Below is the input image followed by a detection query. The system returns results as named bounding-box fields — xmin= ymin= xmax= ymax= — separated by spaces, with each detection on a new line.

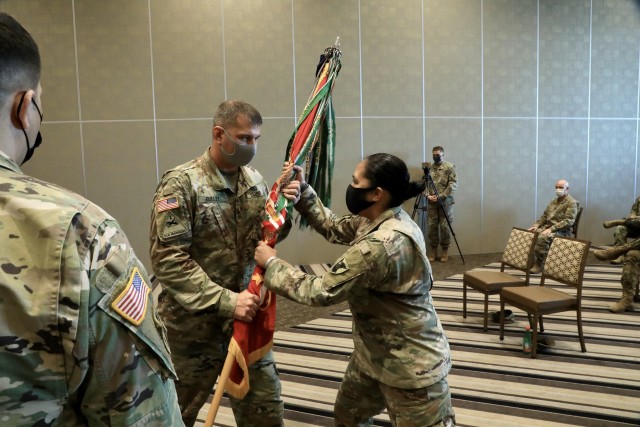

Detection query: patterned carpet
xmin=197 ymin=263 xmax=640 ymax=426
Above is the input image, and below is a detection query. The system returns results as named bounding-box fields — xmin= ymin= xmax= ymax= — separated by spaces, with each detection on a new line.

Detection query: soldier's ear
xmin=371 ymin=187 xmax=384 ymax=202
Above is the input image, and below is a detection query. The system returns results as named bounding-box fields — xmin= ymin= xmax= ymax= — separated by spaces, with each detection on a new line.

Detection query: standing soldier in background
xmin=427 ymin=146 xmax=457 ymax=263
xmin=0 ymin=13 xmax=182 ymax=425
xmin=602 ymin=195 xmax=640 ymax=264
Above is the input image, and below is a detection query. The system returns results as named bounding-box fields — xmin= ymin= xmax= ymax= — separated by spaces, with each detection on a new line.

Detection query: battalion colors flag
xmin=224 ymin=43 xmax=342 ymax=400
xmin=225 ymin=177 xmax=288 ymax=398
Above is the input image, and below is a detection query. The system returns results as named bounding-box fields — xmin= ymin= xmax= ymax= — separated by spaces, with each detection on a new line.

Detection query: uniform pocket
xmin=95 ymin=248 xmax=177 ymax=380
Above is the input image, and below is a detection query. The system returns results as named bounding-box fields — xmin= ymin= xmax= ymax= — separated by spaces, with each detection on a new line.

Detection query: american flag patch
xmin=111 ymin=268 xmax=150 ymax=325
xmin=157 ymin=196 xmax=179 ymax=212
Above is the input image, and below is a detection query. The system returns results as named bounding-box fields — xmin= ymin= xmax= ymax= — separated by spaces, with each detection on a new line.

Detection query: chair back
xmin=501 ymin=227 xmax=538 ymax=272
xmin=572 ymin=206 xmax=583 ymax=238
xmin=541 ymin=236 xmax=590 ymax=290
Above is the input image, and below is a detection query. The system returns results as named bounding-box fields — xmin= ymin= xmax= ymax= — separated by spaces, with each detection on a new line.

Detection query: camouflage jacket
xmin=534 ymin=194 xmax=579 ymax=234
xmin=264 ymin=187 xmax=451 ymax=389
xmin=0 ymin=152 xmax=182 ymax=426
xmin=427 ymin=161 xmax=456 ymax=203
xmin=149 ymin=150 xmax=290 ymax=322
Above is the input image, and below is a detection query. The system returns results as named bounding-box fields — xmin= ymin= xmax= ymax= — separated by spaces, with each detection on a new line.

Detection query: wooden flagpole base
xmin=203 ymin=351 xmax=235 ymax=427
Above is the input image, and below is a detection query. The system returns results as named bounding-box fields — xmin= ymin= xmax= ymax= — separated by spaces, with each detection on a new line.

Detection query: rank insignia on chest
xmin=157 ymin=196 xmax=179 ymax=212
xmin=111 ymin=267 xmax=150 ymax=325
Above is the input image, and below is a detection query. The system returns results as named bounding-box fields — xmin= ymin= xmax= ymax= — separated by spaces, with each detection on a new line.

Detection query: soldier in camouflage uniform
xmin=602 ymin=196 xmax=640 ymax=264
xmin=594 ymin=239 xmax=640 ymax=312
xmin=255 ymin=153 xmax=456 ymax=427
xmin=0 ymin=13 xmax=183 ymax=425
xmin=426 ymin=146 xmax=457 ymax=263
xmin=149 ymin=100 xmax=293 ymax=426
xmin=528 ymin=179 xmax=579 ymax=274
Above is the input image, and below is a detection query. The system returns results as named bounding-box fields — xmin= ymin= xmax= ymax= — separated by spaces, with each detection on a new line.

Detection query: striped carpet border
xmin=197 ymin=263 xmax=640 ymax=426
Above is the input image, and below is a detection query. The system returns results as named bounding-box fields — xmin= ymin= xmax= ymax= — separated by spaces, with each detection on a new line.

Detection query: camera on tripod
xmin=421 ymin=161 xmax=432 ymax=177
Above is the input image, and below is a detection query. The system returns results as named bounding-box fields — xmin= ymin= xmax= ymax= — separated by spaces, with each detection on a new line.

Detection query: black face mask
xmin=17 ymin=93 xmax=43 ymax=165
xmin=433 ymin=154 xmax=443 ymax=164
xmin=345 ymin=184 xmax=375 ymax=215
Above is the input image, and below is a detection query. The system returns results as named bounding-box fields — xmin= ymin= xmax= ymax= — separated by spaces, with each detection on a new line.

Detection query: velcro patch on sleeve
xmin=156 ymin=196 xmax=179 ymax=212
xmin=111 ymin=267 xmax=150 ymax=325
xmin=330 ymin=257 xmax=349 ymax=275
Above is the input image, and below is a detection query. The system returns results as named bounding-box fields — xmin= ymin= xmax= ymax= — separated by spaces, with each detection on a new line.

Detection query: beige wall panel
xmin=293 ymin=0 xmax=361 ymax=118
xmin=360 ymin=0 xmax=423 ymax=117
xmin=156 ymin=119 xmax=214 ymax=180
xmin=425 ymin=0 xmax=482 ymax=118
xmin=222 ymin=0 xmax=294 ymax=118
xmin=483 ymin=119 xmax=537 ymax=252
xmin=22 ymin=122 xmax=85 ymax=196
xmin=75 ymin=0 xmax=153 ymax=121
xmin=82 ymin=121 xmax=157 ymax=269
xmin=150 ymin=0 xmax=226 ymax=119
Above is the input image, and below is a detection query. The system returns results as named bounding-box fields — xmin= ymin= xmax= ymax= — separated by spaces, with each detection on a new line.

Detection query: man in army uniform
xmin=528 ymin=179 xmax=579 ymax=274
xmin=255 ymin=154 xmax=455 ymax=427
xmin=426 ymin=146 xmax=457 ymax=263
xmin=602 ymin=196 xmax=640 ymax=264
xmin=0 ymin=13 xmax=183 ymax=425
xmin=594 ymin=238 xmax=640 ymax=313
xmin=149 ymin=100 xmax=294 ymax=426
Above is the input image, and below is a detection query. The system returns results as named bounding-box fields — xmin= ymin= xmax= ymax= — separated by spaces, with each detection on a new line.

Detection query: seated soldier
xmin=528 ymin=179 xmax=579 ymax=274
xmin=602 ymin=196 xmax=640 ymax=264
xmin=594 ymin=242 xmax=639 ymax=312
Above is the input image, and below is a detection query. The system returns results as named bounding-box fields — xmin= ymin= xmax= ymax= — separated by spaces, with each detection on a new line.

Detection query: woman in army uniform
xmin=255 ymin=153 xmax=455 ymax=427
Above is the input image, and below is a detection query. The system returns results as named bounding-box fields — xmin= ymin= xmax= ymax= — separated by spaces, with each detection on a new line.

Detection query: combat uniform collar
xmin=202 ymin=149 xmax=261 ymax=196
xmin=351 ymin=207 xmax=402 ymax=245
xmin=0 ymin=150 xmax=22 ymax=174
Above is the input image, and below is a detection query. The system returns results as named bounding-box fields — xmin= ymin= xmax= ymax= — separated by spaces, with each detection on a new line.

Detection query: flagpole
xmin=204 ymin=352 xmax=235 ymax=427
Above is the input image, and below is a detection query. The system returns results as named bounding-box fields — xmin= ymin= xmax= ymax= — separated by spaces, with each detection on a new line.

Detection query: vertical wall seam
xmin=291 ymin=0 xmax=297 ymax=123
xmin=147 ymin=0 xmax=159 ymax=183
xmin=358 ymin=0 xmax=364 ymax=159
xmin=635 ymin=44 xmax=640 ymax=196
xmin=421 ymin=0 xmax=426 ymax=162
xmin=535 ymin=0 xmax=540 ymax=217
xmin=221 ymin=1 xmax=227 ymax=100
xmin=586 ymin=0 xmax=593 ymax=210
xmin=71 ymin=0 xmax=87 ymax=197
xmin=480 ymin=0 xmax=485 ymax=249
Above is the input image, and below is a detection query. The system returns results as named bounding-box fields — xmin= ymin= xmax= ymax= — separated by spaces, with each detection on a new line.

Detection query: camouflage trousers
xmin=427 ymin=201 xmax=454 ymax=248
xmin=334 ymin=357 xmax=455 ymax=427
xmin=621 ymin=250 xmax=640 ymax=295
xmin=166 ymin=325 xmax=283 ymax=427
xmin=534 ymin=229 xmax=572 ymax=268
xmin=613 ymin=218 xmax=640 ymax=245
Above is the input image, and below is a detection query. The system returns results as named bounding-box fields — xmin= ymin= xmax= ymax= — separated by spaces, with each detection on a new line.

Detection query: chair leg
xmin=463 ymin=283 xmax=467 ymax=318
xmin=539 ymin=314 xmax=545 ymax=333
xmin=499 ymin=299 xmax=506 ymax=340
xmin=577 ymin=309 xmax=587 ymax=353
xmin=483 ymin=295 xmax=489 ymax=332
xmin=531 ymin=316 xmax=538 ymax=359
